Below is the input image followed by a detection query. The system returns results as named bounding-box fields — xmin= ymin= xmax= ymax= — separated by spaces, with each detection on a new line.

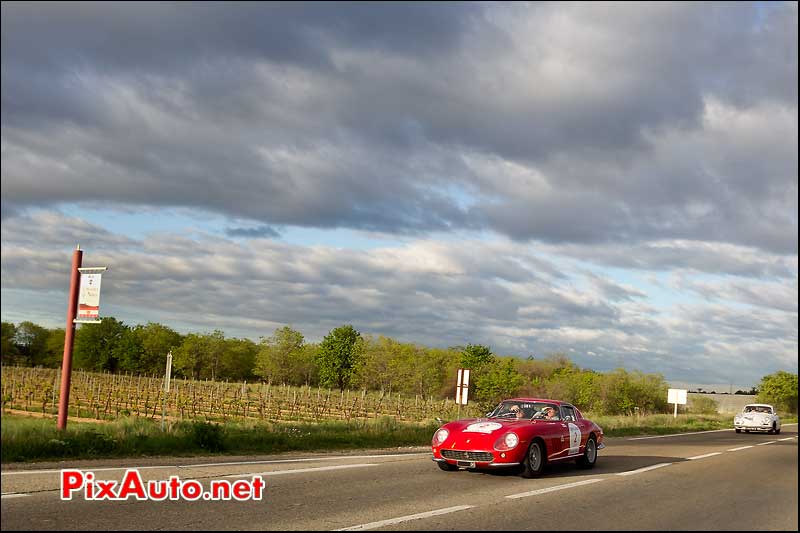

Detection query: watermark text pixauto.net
xmin=61 ymin=469 xmax=265 ymax=501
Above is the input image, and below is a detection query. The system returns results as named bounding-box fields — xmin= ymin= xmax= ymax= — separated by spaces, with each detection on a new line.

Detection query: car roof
xmin=744 ymin=403 xmax=773 ymax=408
xmin=506 ymin=398 xmax=567 ymax=406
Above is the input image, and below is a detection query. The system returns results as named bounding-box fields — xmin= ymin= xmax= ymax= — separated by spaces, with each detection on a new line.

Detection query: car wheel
xmin=437 ymin=461 xmax=458 ymax=472
xmin=735 ymin=428 xmax=741 ymax=433
xmin=577 ymin=435 xmax=597 ymax=469
xmin=521 ymin=440 xmax=545 ymax=478
xmin=745 ymin=430 xmax=750 ymax=433
xmin=768 ymin=424 xmax=776 ymax=435
xmin=776 ymin=428 xmax=781 ymax=435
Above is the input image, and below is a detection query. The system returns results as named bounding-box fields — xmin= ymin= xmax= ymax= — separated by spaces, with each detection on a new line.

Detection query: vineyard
xmin=1 ymin=366 xmax=481 ymax=423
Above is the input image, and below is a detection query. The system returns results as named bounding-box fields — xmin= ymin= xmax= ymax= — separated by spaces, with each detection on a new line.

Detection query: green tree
xmin=42 ymin=328 xmax=66 ymax=368
xmin=296 ymin=343 xmax=319 ymax=386
xmin=13 ymin=321 xmax=50 ymax=366
xmin=756 ymin=371 xmax=798 ymax=414
xmin=221 ymin=337 xmax=258 ymax=382
xmin=357 ymin=335 xmax=396 ymax=392
xmin=460 ymin=344 xmax=495 ymax=403
xmin=173 ymin=333 xmax=211 ymax=380
xmin=73 ymin=317 xmax=132 ymax=372
xmin=473 ymin=358 xmax=525 ymax=408
xmin=133 ymin=323 xmax=183 ymax=375
xmin=1 ymin=322 xmax=19 ymax=364
xmin=254 ymin=326 xmax=305 ymax=384
xmin=114 ymin=327 xmax=145 ymax=373
xmin=206 ymin=330 xmax=227 ymax=381
xmin=316 ymin=325 xmax=364 ymax=391
xmin=460 ymin=343 xmax=495 ymax=371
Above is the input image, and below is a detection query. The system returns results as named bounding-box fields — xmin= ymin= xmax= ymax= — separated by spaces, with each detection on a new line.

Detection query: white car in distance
xmin=734 ymin=404 xmax=781 ymax=434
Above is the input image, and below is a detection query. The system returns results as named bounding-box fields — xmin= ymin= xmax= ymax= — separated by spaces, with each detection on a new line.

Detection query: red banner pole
xmin=57 ymin=245 xmax=83 ymax=431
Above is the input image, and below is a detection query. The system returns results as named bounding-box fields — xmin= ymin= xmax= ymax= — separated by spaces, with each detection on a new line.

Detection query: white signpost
xmin=668 ymin=388 xmax=688 ymax=418
xmin=162 ymin=351 xmax=173 ymax=431
xmin=455 ymin=368 xmax=470 ymax=418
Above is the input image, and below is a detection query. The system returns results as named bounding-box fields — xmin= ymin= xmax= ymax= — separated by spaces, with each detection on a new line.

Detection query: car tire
xmin=735 ymin=428 xmax=741 ymax=433
xmin=768 ymin=424 xmax=776 ymax=435
xmin=521 ymin=440 xmax=545 ymax=478
xmin=776 ymin=428 xmax=781 ymax=435
xmin=437 ymin=461 xmax=458 ymax=472
xmin=577 ymin=435 xmax=597 ymax=469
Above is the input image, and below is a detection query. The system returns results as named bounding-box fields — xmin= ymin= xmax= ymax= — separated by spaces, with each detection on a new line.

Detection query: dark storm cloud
xmin=0 ymin=2 xmax=478 ymax=74
xmin=1 ymin=2 xmax=797 ymax=252
xmin=225 ymin=225 xmax=281 ymax=239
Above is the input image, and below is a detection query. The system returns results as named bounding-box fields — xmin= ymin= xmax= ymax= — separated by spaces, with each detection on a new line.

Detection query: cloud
xmin=1 ymin=3 xmax=796 ymax=253
xmin=537 ymin=239 xmax=798 ymax=280
xmin=2 ymin=210 xmax=796 ymax=386
xmin=225 ymin=225 xmax=281 ymax=239
xmin=1 ymin=4 xmax=797 ymax=387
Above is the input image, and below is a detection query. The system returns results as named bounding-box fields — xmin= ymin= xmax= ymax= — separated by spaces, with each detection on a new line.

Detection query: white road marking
xmin=185 ymin=453 xmax=427 ymax=468
xmin=1 ymin=453 xmax=428 ymax=476
xmin=687 ymin=452 xmax=722 ymax=460
xmin=727 ymin=446 xmax=753 ymax=452
xmin=757 ymin=441 xmax=776 ymax=446
xmin=627 ymin=429 xmax=732 ymax=440
xmin=778 ymin=437 xmax=794 ymax=441
xmin=616 ymin=463 xmax=672 ymax=476
xmin=0 ymin=465 xmax=176 ymax=476
xmin=1 ymin=493 xmax=30 ymax=499
xmin=224 ymin=463 xmax=378 ymax=478
xmin=626 ymin=423 xmax=798 ymax=441
xmin=505 ymin=478 xmax=603 ymax=499
xmin=334 ymin=505 xmax=474 ymax=531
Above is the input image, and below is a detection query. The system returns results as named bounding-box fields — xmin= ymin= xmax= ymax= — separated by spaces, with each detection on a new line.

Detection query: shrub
xmin=688 ymin=395 xmax=719 ymax=415
xmin=189 ymin=421 xmax=225 ymax=452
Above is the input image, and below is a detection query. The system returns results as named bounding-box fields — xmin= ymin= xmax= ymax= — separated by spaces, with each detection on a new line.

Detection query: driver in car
xmin=543 ymin=406 xmax=560 ymax=420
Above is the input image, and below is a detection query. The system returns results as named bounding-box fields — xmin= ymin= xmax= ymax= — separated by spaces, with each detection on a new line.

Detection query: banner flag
xmin=76 ymin=268 xmax=106 ymax=322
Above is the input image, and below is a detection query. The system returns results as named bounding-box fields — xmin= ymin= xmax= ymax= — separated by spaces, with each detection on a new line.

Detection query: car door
xmin=560 ymin=405 xmax=583 ymax=456
xmin=543 ymin=413 xmax=568 ymax=459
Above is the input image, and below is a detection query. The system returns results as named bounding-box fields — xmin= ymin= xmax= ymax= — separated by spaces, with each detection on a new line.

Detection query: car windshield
xmin=744 ymin=405 xmax=771 ymax=414
xmin=487 ymin=401 xmax=559 ymax=420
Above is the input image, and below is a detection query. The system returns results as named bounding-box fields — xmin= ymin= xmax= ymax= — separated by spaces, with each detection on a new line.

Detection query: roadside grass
xmin=3 ymin=411 xmax=796 ymax=463
xmin=588 ymin=412 xmax=798 ymax=437
xmin=1 ymin=413 xmax=438 ymax=463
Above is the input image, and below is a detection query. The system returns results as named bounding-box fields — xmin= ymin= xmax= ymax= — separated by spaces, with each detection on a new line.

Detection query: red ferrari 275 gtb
xmin=432 ymin=398 xmax=605 ymax=478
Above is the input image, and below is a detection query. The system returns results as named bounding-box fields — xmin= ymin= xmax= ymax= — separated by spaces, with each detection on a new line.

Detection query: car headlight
xmin=432 ymin=428 xmax=449 ymax=446
xmin=493 ymin=432 xmax=519 ymax=451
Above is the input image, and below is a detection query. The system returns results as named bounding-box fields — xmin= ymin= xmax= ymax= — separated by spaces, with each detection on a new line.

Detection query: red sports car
xmin=431 ymin=398 xmax=605 ymax=478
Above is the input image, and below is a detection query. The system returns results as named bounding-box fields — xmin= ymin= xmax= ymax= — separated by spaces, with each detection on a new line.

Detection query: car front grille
xmin=441 ymin=450 xmax=494 ymax=462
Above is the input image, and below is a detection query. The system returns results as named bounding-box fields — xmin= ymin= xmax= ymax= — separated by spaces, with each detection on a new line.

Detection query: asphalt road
xmin=2 ymin=425 xmax=797 ymax=531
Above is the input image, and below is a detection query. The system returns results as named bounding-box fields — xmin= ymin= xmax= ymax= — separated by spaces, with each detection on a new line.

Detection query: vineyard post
xmin=57 ymin=245 xmax=82 ymax=430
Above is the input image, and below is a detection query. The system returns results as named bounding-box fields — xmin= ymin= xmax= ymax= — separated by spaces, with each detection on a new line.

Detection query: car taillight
xmin=493 ymin=432 xmax=519 ymax=451
xmin=432 ymin=428 xmax=449 ymax=446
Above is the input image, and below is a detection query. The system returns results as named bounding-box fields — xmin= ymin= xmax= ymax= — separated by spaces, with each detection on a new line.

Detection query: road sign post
xmin=455 ymin=368 xmax=470 ymax=419
xmin=162 ymin=351 xmax=173 ymax=431
xmin=57 ymin=246 xmax=107 ymax=431
xmin=667 ymin=388 xmax=687 ymax=418
xmin=57 ymin=246 xmax=83 ymax=431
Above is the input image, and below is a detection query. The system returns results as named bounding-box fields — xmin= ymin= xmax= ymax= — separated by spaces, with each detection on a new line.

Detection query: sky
xmin=1 ymin=2 xmax=797 ymax=390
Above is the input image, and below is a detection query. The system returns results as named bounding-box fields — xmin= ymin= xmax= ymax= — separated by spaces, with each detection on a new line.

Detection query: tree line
xmin=2 ymin=319 xmax=796 ymax=414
